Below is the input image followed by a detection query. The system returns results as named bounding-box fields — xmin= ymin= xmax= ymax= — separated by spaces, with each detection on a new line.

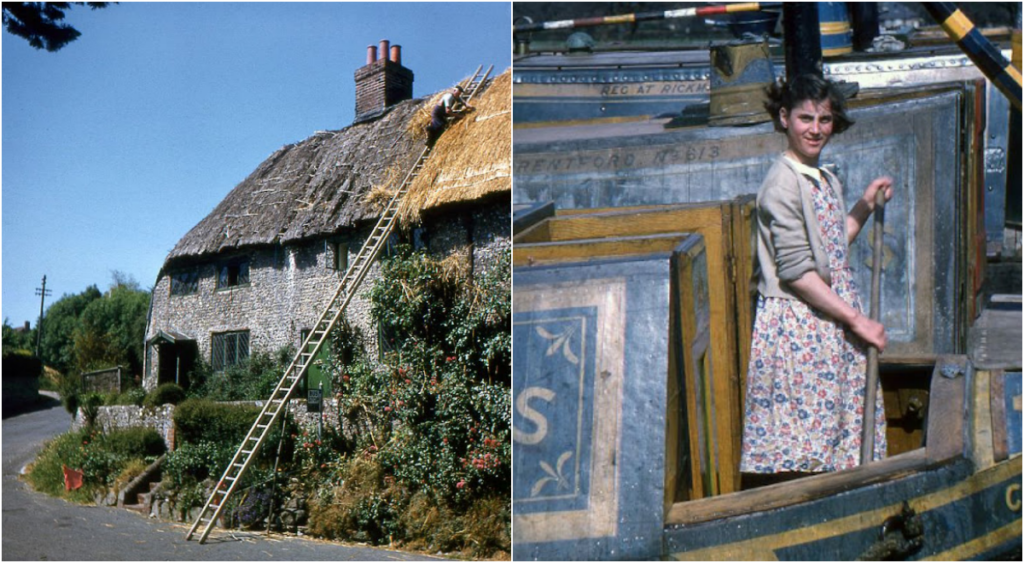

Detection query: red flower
xmin=456 ymin=480 xmax=465 ymax=489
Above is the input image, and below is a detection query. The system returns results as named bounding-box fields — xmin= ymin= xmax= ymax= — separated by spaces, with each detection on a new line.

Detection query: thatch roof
xmin=399 ymin=70 xmax=512 ymax=221
xmin=165 ymin=69 xmax=511 ymax=265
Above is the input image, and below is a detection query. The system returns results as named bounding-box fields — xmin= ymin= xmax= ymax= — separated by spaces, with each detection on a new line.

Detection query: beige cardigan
xmin=755 ymin=155 xmax=850 ymax=300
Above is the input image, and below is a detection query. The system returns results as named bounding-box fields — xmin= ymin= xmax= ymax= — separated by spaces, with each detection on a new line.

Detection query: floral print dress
xmin=741 ymin=163 xmax=887 ymax=474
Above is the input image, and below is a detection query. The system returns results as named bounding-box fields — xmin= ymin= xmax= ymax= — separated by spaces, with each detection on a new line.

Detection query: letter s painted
xmin=513 ymin=387 xmax=556 ymax=445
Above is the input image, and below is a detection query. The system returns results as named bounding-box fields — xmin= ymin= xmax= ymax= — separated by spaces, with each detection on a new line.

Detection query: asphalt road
xmin=2 ymin=393 xmax=438 ymax=561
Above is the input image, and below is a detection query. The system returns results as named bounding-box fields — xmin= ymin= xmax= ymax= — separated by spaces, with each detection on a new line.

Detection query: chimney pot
xmin=354 ymin=38 xmax=413 ymax=121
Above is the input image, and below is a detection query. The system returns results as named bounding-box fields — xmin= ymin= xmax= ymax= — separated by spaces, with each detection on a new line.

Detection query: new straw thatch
xmin=399 ymin=70 xmax=512 ymax=222
xmin=164 ymin=69 xmax=510 ymax=265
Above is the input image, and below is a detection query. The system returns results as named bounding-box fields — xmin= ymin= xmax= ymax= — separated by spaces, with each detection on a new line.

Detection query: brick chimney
xmin=354 ymin=39 xmax=414 ymax=120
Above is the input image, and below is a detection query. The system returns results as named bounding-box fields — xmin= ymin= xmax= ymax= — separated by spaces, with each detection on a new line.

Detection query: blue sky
xmin=2 ymin=2 xmax=511 ymax=327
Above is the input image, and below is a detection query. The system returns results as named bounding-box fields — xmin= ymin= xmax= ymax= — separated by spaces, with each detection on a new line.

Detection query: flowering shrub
xmin=336 ymin=247 xmax=510 ymax=503
xmin=306 ymin=246 xmax=509 ymax=555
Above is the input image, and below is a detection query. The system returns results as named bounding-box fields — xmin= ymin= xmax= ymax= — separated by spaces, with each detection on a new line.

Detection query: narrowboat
xmin=511 ymin=3 xmax=1021 ymax=560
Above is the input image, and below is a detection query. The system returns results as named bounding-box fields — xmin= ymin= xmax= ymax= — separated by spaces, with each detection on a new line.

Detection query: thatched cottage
xmin=143 ymin=42 xmax=511 ymax=391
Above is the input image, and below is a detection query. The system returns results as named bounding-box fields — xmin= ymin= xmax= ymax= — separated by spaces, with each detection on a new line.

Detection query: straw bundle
xmin=398 ymin=69 xmax=512 ymax=222
xmin=363 ymin=164 xmax=402 ymax=213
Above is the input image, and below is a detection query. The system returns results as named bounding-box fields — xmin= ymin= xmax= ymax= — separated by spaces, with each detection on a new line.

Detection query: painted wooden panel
xmin=512 ymin=242 xmax=709 ymax=560
xmin=513 ymin=201 xmax=555 ymax=236
xmin=514 ymin=91 xmax=965 ymax=357
xmin=514 ymin=201 xmax=753 ymax=494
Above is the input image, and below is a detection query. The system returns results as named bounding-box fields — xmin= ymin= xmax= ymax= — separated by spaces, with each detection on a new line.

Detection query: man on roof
xmin=425 ymin=85 xmax=474 ymax=147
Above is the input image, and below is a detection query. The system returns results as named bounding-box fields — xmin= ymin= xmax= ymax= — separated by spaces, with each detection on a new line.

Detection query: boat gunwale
xmin=665 ymin=356 xmax=968 ymax=526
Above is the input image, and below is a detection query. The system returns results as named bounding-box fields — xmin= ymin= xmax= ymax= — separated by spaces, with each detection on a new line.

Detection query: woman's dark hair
xmin=764 ymin=74 xmax=854 ymax=134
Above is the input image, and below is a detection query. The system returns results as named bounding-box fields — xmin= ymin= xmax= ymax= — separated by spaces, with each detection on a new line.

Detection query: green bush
xmin=187 ymin=348 xmax=291 ymax=401
xmin=173 ymin=398 xmax=261 ymax=446
xmin=144 ymin=383 xmax=186 ymax=407
xmin=103 ymin=426 xmax=166 ymax=458
xmin=104 ymin=387 xmax=146 ymax=406
xmin=163 ymin=440 xmax=232 ymax=485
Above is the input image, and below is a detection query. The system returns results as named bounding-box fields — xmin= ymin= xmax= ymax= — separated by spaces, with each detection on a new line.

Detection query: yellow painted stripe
xmin=921 ymin=518 xmax=1022 ymax=560
xmin=819 ymin=22 xmax=852 ymax=34
xmin=725 ymin=3 xmax=763 ymax=14
xmin=822 ymin=46 xmax=853 ymax=57
xmin=1004 ymin=62 xmax=1023 ymax=88
xmin=604 ymin=14 xmax=635 ymax=25
xmin=940 ymin=9 xmax=975 ymax=42
xmin=671 ymin=456 xmax=1022 ymax=560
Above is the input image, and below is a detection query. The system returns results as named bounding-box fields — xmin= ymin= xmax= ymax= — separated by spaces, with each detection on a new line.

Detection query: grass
xmin=24 ymin=428 xmax=101 ymax=503
xmin=25 ymin=426 xmax=165 ymax=503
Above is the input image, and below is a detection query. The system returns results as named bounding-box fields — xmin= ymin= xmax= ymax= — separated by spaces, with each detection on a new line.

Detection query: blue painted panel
xmin=513 ymin=255 xmax=678 ymax=560
xmin=1005 ymin=372 xmax=1021 ymax=456
xmin=513 ymin=306 xmax=598 ymax=515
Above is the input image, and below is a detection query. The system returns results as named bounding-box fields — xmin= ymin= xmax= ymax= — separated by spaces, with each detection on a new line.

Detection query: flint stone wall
xmin=145 ymin=198 xmax=510 ymax=392
xmin=75 ymin=399 xmax=346 ymax=451
xmin=74 ymin=405 xmax=177 ymax=450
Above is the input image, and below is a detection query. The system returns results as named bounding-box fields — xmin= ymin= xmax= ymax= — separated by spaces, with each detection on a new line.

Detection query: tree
xmin=73 ymin=273 xmax=150 ymax=376
xmin=2 ymin=2 xmax=110 ymax=52
xmin=39 ymin=285 xmax=103 ymax=375
xmin=2 ymin=318 xmax=36 ymax=354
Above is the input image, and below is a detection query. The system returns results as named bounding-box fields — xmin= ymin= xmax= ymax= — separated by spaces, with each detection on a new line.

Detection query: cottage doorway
xmin=149 ymin=331 xmax=198 ymax=389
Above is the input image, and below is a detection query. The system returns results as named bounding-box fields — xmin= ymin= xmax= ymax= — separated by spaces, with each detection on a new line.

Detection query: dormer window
xmin=170 ymin=269 xmax=199 ymax=296
xmin=217 ymin=259 xmax=250 ymax=289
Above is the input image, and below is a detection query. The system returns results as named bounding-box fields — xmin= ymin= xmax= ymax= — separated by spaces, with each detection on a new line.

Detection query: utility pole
xmin=35 ymin=275 xmax=52 ymax=361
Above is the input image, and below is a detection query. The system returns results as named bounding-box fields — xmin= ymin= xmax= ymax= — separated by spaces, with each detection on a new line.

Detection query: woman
xmin=741 ymin=74 xmax=894 ymax=479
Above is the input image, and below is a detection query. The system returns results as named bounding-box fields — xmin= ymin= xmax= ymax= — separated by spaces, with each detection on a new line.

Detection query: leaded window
xmin=170 ymin=269 xmax=199 ymax=296
xmin=217 ymin=259 xmax=250 ymax=289
xmin=211 ymin=331 xmax=249 ymax=371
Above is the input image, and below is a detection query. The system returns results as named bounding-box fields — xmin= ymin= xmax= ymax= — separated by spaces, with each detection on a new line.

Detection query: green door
xmin=301 ymin=330 xmax=332 ymax=397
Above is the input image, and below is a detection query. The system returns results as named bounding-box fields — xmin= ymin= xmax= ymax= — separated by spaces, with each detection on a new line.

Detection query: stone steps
xmin=123 ymin=481 xmax=161 ymax=515
xmin=117 ymin=455 xmax=165 ymax=517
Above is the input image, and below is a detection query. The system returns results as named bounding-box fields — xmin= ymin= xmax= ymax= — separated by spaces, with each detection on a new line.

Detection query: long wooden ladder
xmin=185 ymin=66 xmax=491 ymax=544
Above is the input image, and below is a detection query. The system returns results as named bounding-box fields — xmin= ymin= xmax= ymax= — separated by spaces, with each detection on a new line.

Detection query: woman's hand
xmin=848 ymin=312 xmax=887 ymax=352
xmin=862 ymin=176 xmax=894 ymax=211
xmin=847 ymin=176 xmax=894 ymax=243
xmin=788 ymin=271 xmax=888 ymax=352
